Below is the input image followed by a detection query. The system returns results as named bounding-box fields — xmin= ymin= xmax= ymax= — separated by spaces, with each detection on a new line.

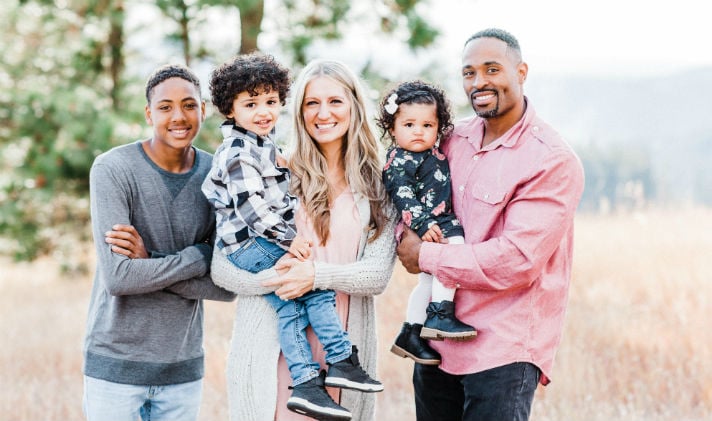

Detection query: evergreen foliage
xmin=0 ymin=0 xmax=438 ymax=263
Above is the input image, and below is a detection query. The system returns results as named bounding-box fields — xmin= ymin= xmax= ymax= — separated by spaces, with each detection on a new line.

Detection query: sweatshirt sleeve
xmin=165 ymin=275 xmax=237 ymax=301
xmin=90 ymin=160 xmax=212 ymax=296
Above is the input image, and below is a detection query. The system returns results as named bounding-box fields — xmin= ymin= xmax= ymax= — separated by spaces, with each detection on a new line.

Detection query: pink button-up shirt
xmin=419 ymin=100 xmax=584 ymax=384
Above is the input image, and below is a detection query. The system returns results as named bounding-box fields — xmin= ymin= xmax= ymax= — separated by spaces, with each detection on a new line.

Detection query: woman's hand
xmin=262 ymin=258 xmax=316 ymax=300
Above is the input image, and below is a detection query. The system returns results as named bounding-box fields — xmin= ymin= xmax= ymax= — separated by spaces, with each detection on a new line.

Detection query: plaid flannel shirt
xmin=202 ymin=121 xmax=297 ymax=254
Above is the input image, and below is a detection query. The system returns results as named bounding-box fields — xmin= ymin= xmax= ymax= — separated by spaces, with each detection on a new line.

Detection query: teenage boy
xmin=83 ymin=64 xmax=235 ymax=421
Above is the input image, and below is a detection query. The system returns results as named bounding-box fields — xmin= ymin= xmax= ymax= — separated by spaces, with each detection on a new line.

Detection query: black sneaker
xmin=287 ymin=371 xmax=352 ymax=420
xmin=325 ymin=345 xmax=384 ymax=392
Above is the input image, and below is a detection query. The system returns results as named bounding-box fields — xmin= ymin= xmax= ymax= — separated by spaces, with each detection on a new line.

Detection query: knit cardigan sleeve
xmin=210 ymin=207 xmax=398 ymax=297
xmin=312 ymin=211 xmax=397 ymax=296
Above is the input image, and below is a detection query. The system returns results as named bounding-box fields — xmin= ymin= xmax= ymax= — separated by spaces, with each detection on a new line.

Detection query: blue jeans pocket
xmin=226 ymin=237 xmax=286 ymax=274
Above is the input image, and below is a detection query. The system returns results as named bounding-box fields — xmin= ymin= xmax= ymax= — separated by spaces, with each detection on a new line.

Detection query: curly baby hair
xmin=375 ymin=80 xmax=453 ymax=146
xmin=209 ymin=52 xmax=291 ymax=117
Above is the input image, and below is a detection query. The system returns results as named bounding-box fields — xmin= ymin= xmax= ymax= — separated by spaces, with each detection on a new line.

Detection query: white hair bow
xmin=384 ymin=93 xmax=398 ymax=115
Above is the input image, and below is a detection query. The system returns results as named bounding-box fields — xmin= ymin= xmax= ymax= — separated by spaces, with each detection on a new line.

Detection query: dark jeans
xmin=413 ymin=362 xmax=540 ymax=421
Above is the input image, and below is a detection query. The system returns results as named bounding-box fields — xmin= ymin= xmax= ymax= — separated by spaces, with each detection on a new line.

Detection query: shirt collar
xmin=452 ymin=96 xmax=535 ymax=151
xmin=221 ymin=119 xmax=275 ymax=147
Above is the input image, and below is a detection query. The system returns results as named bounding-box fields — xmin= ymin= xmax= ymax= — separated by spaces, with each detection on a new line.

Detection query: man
xmin=397 ymin=28 xmax=585 ymax=421
xmin=82 ymin=64 xmax=235 ymax=421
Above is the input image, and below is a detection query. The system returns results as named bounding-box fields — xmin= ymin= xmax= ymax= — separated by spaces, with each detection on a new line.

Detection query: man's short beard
xmin=471 ymin=93 xmax=499 ymax=118
xmin=475 ymin=107 xmax=499 ymax=118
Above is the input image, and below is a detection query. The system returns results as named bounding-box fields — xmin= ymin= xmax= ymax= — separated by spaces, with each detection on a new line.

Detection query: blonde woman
xmin=210 ymin=59 xmax=397 ymax=421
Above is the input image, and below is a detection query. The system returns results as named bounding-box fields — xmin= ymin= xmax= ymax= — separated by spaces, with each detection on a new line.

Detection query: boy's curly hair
xmin=375 ymin=80 xmax=453 ymax=147
xmin=209 ymin=52 xmax=291 ymax=117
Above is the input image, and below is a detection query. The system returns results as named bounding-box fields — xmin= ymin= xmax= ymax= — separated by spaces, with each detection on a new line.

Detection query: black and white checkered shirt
xmin=202 ymin=121 xmax=297 ymax=254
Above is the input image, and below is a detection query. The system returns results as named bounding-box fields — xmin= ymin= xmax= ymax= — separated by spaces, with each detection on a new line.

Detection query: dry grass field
xmin=1 ymin=208 xmax=711 ymax=420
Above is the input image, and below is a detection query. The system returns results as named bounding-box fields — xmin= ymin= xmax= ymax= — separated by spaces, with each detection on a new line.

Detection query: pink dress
xmin=274 ymin=189 xmax=361 ymax=420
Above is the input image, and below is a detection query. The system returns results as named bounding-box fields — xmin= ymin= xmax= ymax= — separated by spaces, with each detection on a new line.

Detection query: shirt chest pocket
xmin=470 ymin=184 xmax=507 ymax=206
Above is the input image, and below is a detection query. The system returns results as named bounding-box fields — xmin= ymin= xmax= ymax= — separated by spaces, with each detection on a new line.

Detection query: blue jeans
xmin=226 ymin=237 xmax=352 ymax=386
xmin=413 ymin=362 xmax=540 ymax=421
xmin=226 ymin=236 xmax=287 ymax=274
xmin=264 ymin=289 xmax=351 ymax=385
xmin=83 ymin=376 xmax=202 ymax=421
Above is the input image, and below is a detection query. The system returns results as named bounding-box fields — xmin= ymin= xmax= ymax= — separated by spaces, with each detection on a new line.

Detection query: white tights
xmin=405 ymin=235 xmax=465 ymax=324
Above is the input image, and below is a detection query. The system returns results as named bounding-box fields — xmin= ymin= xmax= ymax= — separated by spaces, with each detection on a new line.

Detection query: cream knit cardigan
xmin=210 ymin=193 xmax=397 ymax=421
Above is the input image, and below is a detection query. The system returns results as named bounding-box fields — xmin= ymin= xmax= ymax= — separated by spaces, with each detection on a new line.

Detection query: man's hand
xmin=397 ymin=226 xmax=423 ymax=274
xmin=105 ymin=224 xmax=149 ymax=259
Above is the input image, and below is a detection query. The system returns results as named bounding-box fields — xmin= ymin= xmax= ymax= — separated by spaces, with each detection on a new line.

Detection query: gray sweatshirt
xmin=83 ymin=141 xmax=235 ymax=385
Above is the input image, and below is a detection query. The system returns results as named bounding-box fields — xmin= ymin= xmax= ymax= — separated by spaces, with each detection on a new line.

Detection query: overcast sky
xmin=429 ymin=0 xmax=709 ymax=77
xmin=128 ymin=0 xmax=710 ymax=89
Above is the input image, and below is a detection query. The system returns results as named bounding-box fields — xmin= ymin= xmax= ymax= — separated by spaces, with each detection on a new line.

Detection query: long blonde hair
xmin=289 ymin=59 xmax=387 ymax=246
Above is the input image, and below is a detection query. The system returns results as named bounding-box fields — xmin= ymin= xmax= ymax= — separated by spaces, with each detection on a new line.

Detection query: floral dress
xmin=382 ymin=146 xmax=464 ymax=238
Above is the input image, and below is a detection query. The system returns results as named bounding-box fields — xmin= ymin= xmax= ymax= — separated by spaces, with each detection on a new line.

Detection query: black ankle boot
xmin=420 ymin=301 xmax=477 ymax=341
xmin=390 ymin=322 xmax=441 ymax=365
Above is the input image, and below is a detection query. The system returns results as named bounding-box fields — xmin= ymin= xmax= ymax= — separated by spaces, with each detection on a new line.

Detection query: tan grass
xmin=1 ymin=207 xmax=711 ymax=420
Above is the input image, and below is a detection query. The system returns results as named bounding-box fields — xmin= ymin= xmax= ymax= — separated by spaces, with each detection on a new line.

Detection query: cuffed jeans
xmin=264 ymin=289 xmax=351 ymax=385
xmin=226 ymin=238 xmax=352 ymax=386
xmin=83 ymin=376 xmax=202 ymax=421
xmin=413 ymin=362 xmax=540 ymax=421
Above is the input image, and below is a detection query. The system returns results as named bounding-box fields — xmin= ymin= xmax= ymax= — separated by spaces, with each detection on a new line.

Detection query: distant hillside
xmin=528 ymin=67 xmax=712 ymax=145
xmin=525 ymin=67 xmax=712 ymax=209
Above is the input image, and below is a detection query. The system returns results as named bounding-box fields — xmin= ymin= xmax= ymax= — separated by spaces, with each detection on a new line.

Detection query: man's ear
xmin=145 ymin=104 xmax=153 ymax=125
xmin=201 ymin=100 xmax=206 ymax=122
xmin=518 ymin=62 xmax=529 ymax=84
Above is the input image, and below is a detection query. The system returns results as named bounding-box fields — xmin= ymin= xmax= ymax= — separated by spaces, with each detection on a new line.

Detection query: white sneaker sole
xmin=287 ymin=397 xmax=352 ymax=420
xmin=324 ymin=377 xmax=384 ymax=392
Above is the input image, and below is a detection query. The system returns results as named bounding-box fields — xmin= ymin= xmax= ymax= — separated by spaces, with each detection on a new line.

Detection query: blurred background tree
xmin=0 ymin=0 xmax=136 ymax=265
xmin=151 ymin=0 xmax=437 ymax=63
xmin=0 ymin=0 xmax=439 ymax=267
